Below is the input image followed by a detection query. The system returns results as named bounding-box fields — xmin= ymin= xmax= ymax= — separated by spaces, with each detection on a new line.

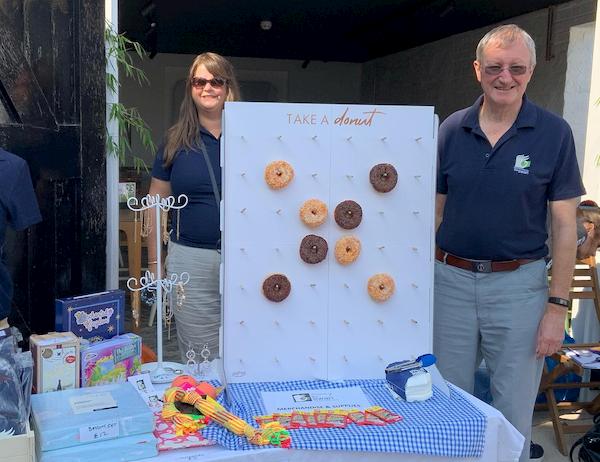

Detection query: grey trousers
xmin=433 ymin=259 xmax=548 ymax=462
xmin=166 ymin=241 xmax=221 ymax=363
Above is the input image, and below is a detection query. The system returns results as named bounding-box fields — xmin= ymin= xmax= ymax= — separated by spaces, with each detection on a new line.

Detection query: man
xmin=473 ymin=200 xmax=599 ymax=459
xmin=0 ymin=148 xmax=41 ymax=329
xmin=434 ymin=24 xmax=585 ymax=462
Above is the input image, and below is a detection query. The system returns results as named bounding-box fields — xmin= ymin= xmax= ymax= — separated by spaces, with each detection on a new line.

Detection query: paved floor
xmin=533 ymin=409 xmax=592 ymax=461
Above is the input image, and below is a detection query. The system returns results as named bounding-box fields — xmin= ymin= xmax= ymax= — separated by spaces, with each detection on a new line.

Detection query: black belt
xmin=435 ymin=248 xmax=534 ymax=273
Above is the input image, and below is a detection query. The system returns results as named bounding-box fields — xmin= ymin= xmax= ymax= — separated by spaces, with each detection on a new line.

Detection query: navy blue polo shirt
xmin=436 ymin=95 xmax=585 ymax=261
xmin=152 ymin=126 xmax=221 ymax=249
xmin=0 ymin=149 xmax=42 ymax=319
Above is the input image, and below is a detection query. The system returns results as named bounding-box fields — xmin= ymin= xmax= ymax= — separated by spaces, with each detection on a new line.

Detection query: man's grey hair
xmin=476 ymin=24 xmax=537 ymax=67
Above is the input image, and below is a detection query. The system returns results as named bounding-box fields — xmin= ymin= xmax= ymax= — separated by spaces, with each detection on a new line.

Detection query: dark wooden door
xmin=0 ymin=1 xmax=106 ymax=337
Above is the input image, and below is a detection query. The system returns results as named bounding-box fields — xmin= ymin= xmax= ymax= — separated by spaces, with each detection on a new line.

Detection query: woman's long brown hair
xmin=162 ymin=52 xmax=240 ymax=167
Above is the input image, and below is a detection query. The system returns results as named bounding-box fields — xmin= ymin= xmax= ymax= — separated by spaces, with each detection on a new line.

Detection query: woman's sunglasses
xmin=190 ymin=77 xmax=228 ymax=89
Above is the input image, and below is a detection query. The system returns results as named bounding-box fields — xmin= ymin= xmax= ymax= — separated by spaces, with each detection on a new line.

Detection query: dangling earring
xmin=140 ymin=209 xmax=151 ymax=238
xmin=176 ymin=282 xmax=185 ymax=310
xmin=186 ymin=343 xmax=197 ymax=376
xmin=161 ymin=209 xmax=170 ymax=245
xmin=198 ymin=343 xmax=211 ymax=377
xmin=163 ymin=288 xmax=172 ymax=340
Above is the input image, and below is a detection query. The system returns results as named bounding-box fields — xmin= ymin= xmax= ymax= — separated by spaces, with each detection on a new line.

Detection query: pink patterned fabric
xmin=153 ymin=412 xmax=215 ymax=451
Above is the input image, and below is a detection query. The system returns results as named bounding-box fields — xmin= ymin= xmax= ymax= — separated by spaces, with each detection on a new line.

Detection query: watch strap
xmin=548 ymin=296 xmax=571 ymax=308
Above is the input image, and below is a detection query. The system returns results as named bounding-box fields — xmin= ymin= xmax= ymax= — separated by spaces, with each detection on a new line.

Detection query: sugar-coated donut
xmin=262 ymin=274 xmax=292 ymax=302
xmin=299 ymin=234 xmax=328 ymax=264
xmin=334 ymin=200 xmax=362 ymax=229
xmin=334 ymin=236 xmax=361 ymax=265
xmin=264 ymin=160 xmax=294 ymax=190
xmin=299 ymin=199 xmax=328 ymax=228
xmin=367 ymin=273 xmax=395 ymax=302
xmin=370 ymin=163 xmax=398 ymax=193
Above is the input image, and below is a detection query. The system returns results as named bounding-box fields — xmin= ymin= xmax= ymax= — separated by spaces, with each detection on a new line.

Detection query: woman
xmin=148 ymin=53 xmax=240 ymax=362
xmin=576 ymin=200 xmax=600 ymax=260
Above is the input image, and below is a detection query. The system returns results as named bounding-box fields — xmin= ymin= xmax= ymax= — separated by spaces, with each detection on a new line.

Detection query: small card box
xmin=31 ymin=382 xmax=154 ymax=452
xmin=81 ymin=333 xmax=142 ymax=387
xmin=55 ymin=290 xmax=125 ymax=342
xmin=30 ymin=332 xmax=80 ymax=393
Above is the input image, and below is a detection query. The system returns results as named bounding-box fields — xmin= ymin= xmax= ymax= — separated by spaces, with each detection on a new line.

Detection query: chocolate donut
xmin=299 ymin=199 xmax=328 ymax=228
xmin=369 ymin=163 xmax=398 ymax=193
xmin=299 ymin=234 xmax=328 ymax=264
xmin=367 ymin=273 xmax=395 ymax=302
xmin=264 ymin=160 xmax=294 ymax=190
xmin=334 ymin=236 xmax=361 ymax=265
xmin=334 ymin=200 xmax=362 ymax=229
xmin=262 ymin=274 xmax=291 ymax=302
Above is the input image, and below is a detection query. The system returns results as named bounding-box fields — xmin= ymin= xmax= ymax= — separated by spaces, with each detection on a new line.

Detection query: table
xmin=139 ymin=388 xmax=524 ymax=462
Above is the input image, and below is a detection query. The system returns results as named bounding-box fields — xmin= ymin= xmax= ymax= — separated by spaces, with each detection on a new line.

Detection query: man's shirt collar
xmin=460 ymin=94 xmax=537 ymax=131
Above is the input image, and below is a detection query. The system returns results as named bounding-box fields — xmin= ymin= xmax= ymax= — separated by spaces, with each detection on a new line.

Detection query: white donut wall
xmin=221 ymin=102 xmax=438 ymax=383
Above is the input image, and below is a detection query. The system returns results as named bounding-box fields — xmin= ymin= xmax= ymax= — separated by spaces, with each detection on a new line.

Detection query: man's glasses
xmin=190 ymin=77 xmax=227 ymax=89
xmin=483 ymin=65 xmax=528 ymax=76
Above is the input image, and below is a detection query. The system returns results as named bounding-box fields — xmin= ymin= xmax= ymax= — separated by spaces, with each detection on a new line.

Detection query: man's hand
xmin=535 ymin=303 xmax=568 ymax=358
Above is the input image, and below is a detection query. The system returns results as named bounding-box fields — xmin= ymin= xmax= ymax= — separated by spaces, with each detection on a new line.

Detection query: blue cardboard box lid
xmin=38 ymin=432 xmax=158 ymax=462
xmin=55 ymin=290 xmax=125 ymax=342
xmin=31 ymin=382 xmax=153 ymax=452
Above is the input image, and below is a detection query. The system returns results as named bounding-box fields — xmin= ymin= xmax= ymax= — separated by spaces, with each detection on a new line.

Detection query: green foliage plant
xmin=105 ymin=21 xmax=155 ymax=171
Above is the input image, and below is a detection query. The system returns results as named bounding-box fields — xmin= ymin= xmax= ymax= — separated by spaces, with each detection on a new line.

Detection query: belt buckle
xmin=472 ymin=260 xmax=492 ymax=273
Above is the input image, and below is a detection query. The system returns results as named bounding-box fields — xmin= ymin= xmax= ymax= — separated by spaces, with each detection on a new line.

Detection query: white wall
xmin=361 ymin=0 xmax=597 ymax=120
xmin=564 ymin=22 xmax=595 ymax=175
xmin=120 ymin=0 xmax=597 ymax=172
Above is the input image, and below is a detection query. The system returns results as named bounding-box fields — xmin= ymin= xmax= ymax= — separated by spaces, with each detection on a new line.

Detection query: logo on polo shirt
xmin=513 ymin=154 xmax=531 ymax=175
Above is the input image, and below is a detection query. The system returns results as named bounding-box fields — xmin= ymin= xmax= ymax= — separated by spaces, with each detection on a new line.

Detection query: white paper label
xmin=261 ymin=386 xmax=371 ymax=413
xmin=79 ymin=419 xmax=119 ymax=443
xmin=69 ymin=392 xmax=117 ymax=414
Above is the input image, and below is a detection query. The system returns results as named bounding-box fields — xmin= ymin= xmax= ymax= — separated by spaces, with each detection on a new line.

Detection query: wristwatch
xmin=548 ymin=296 xmax=571 ymax=308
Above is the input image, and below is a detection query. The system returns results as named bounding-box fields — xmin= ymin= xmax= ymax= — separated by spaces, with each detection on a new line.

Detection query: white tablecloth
xmin=139 ymin=387 xmax=524 ymax=462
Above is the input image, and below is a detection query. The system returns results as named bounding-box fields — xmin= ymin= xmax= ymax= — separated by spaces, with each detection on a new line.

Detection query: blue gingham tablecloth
xmin=202 ymin=379 xmax=486 ymax=457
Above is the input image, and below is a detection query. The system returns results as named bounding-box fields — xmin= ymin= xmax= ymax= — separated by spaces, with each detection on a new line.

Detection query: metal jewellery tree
xmin=127 ymin=193 xmax=189 ymax=383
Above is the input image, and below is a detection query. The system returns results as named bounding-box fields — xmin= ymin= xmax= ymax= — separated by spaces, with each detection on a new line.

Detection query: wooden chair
xmin=537 ymin=256 xmax=600 ymax=455
xmin=119 ymin=208 xmax=144 ymax=332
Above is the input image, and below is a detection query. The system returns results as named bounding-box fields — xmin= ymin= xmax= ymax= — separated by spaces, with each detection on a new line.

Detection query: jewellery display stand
xmin=127 ymin=193 xmax=190 ymax=383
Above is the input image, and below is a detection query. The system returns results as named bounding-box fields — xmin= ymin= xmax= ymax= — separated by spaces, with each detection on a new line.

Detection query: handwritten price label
xmin=79 ymin=419 xmax=119 ymax=443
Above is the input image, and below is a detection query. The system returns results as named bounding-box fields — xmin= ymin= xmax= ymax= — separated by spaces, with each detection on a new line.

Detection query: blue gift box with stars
xmin=55 ymin=290 xmax=125 ymax=342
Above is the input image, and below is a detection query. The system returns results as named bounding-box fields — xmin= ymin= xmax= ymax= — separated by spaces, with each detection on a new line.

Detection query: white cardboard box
xmin=0 ymin=422 xmax=35 ymax=462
